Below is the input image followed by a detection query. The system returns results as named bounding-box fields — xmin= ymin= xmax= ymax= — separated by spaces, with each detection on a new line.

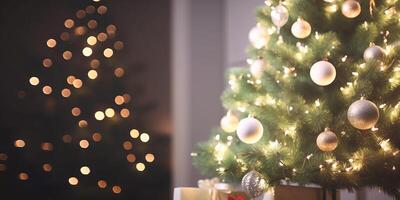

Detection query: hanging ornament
xmin=271 ymin=4 xmax=289 ymax=31
xmin=291 ymin=18 xmax=311 ymax=39
xmin=220 ymin=111 xmax=239 ymax=133
xmin=316 ymin=128 xmax=338 ymax=152
xmin=309 ymin=60 xmax=336 ymax=86
xmin=241 ymin=170 xmax=266 ymax=199
xmin=347 ymin=98 xmax=379 ymax=130
xmin=236 ymin=117 xmax=264 ymax=144
xmin=250 ymin=58 xmax=265 ymax=79
xmin=249 ymin=24 xmax=269 ymax=49
xmin=341 ymin=0 xmax=361 ymax=18
xmin=363 ymin=45 xmax=386 ymax=62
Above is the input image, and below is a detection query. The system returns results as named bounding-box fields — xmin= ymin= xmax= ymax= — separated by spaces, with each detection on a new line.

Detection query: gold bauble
xmin=347 ymin=98 xmax=379 ymax=130
xmin=220 ymin=111 xmax=239 ymax=133
xmin=341 ymin=0 xmax=361 ymax=18
xmin=291 ymin=18 xmax=312 ymax=39
xmin=241 ymin=170 xmax=266 ymax=199
xmin=316 ymin=128 xmax=338 ymax=152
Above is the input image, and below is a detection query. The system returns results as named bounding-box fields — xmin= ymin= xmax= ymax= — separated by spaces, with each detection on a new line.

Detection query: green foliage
xmin=193 ymin=0 xmax=400 ymax=198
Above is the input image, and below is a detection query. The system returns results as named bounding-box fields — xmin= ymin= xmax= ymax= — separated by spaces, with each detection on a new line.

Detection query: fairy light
xmin=95 ymin=111 xmax=105 ymax=121
xmin=379 ymin=139 xmax=392 ymax=152
xmin=29 ymin=77 xmax=40 ymax=86
xmin=136 ymin=163 xmax=145 ymax=171
xmin=82 ymin=47 xmax=93 ymax=57
xmin=68 ymin=177 xmax=79 ymax=185
xmin=140 ymin=133 xmax=150 ymax=143
xmin=80 ymin=166 xmax=91 ymax=175
xmin=214 ymin=143 xmax=228 ymax=161
xmin=130 ymin=129 xmax=140 ymax=138
xmin=87 ymin=36 xmax=97 ymax=45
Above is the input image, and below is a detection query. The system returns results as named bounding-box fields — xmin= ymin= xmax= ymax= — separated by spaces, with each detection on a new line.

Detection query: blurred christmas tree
xmin=193 ymin=0 xmax=400 ymax=198
xmin=0 ymin=0 xmax=168 ymax=199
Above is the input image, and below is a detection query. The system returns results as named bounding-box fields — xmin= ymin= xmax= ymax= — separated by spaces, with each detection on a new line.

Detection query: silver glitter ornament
xmin=241 ymin=170 xmax=266 ymax=199
xmin=347 ymin=98 xmax=379 ymax=130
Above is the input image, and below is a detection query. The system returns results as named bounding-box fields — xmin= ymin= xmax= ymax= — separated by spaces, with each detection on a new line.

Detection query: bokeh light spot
xmin=47 ymin=39 xmax=57 ymax=48
xmin=80 ymin=166 xmax=91 ymax=175
xmin=15 ymin=140 xmax=26 ymax=148
xmin=68 ymin=177 xmax=79 ymax=185
xmin=130 ymin=129 xmax=140 ymax=138
xmin=88 ymin=70 xmax=98 ymax=79
xmin=145 ymin=153 xmax=155 ymax=163
xmin=29 ymin=77 xmax=40 ymax=86
xmin=79 ymin=140 xmax=90 ymax=149
xmin=136 ymin=163 xmax=145 ymax=171
xmin=95 ymin=111 xmax=105 ymax=121
xmin=140 ymin=133 xmax=150 ymax=143
xmin=64 ymin=19 xmax=75 ymax=28
xmin=103 ymin=48 xmax=114 ymax=58
xmin=82 ymin=47 xmax=93 ymax=57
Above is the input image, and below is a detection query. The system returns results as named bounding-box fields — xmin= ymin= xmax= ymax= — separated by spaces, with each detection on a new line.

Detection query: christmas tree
xmin=193 ymin=0 xmax=400 ymax=198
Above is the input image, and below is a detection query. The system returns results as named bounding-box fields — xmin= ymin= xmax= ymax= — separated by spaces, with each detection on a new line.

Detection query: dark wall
xmin=0 ymin=0 xmax=171 ymax=199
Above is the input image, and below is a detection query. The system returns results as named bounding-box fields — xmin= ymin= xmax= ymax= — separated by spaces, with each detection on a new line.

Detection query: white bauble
xmin=271 ymin=4 xmax=289 ymax=28
xmin=250 ymin=59 xmax=265 ymax=79
xmin=363 ymin=45 xmax=386 ymax=62
xmin=347 ymin=98 xmax=379 ymax=130
xmin=236 ymin=117 xmax=264 ymax=144
xmin=341 ymin=0 xmax=361 ymax=18
xmin=310 ymin=61 xmax=336 ymax=86
xmin=291 ymin=18 xmax=312 ymax=39
xmin=249 ymin=24 xmax=269 ymax=49
xmin=220 ymin=111 xmax=239 ymax=133
xmin=316 ymin=128 xmax=338 ymax=152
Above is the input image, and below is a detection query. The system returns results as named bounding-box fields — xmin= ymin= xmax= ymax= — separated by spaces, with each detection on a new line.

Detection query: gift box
xmin=174 ymin=179 xmax=340 ymax=200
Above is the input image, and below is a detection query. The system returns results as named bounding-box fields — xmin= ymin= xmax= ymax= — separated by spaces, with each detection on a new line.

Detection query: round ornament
xmin=347 ymin=98 xmax=379 ymax=130
xmin=249 ymin=24 xmax=269 ymax=49
xmin=220 ymin=111 xmax=239 ymax=133
xmin=241 ymin=170 xmax=266 ymax=199
xmin=316 ymin=128 xmax=338 ymax=152
xmin=236 ymin=117 xmax=264 ymax=144
xmin=341 ymin=0 xmax=361 ymax=18
xmin=271 ymin=4 xmax=289 ymax=29
xmin=363 ymin=45 xmax=386 ymax=62
xmin=250 ymin=59 xmax=265 ymax=79
xmin=310 ymin=61 xmax=336 ymax=86
xmin=291 ymin=18 xmax=312 ymax=39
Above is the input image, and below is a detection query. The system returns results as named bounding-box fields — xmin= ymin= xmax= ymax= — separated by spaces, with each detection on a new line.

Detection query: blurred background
xmin=0 ymin=0 xmax=393 ymax=199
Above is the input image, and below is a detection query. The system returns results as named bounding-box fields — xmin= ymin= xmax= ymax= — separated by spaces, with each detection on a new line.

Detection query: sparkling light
xmin=68 ymin=177 xmax=79 ymax=185
xmin=115 ymin=96 xmax=124 ymax=105
xmin=103 ymin=48 xmax=114 ymax=58
xmin=79 ymin=140 xmax=90 ymax=149
xmin=82 ymin=47 xmax=93 ymax=57
xmin=98 ymin=180 xmax=107 ymax=189
xmin=95 ymin=111 xmax=105 ymax=120
xmin=64 ymin=19 xmax=75 ymax=28
xmin=47 ymin=39 xmax=57 ymax=48
xmin=15 ymin=140 xmax=26 ymax=148
xmin=42 ymin=86 xmax=52 ymax=95
xmin=112 ymin=186 xmax=122 ymax=194
xmin=145 ymin=153 xmax=155 ymax=163
xmin=29 ymin=77 xmax=40 ymax=86
xmin=136 ymin=163 xmax=145 ymax=171
xmin=61 ymin=88 xmax=71 ymax=98
xmin=140 ymin=133 xmax=150 ymax=143
xmin=72 ymin=79 xmax=83 ymax=88
xmin=120 ymin=108 xmax=130 ymax=118
xmin=67 ymin=76 xmax=76 ymax=85
xmin=88 ymin=70 xmax=98 ymax=79
xmin=80 ymin=166 xmax=91 ymax=175
xmin=87 ymin=36 xmax=97 ymax=45
xmin=105 ymin=108 xmax=115 ymax=118
xmin=130 ymin=129 xmax=140 ymax=138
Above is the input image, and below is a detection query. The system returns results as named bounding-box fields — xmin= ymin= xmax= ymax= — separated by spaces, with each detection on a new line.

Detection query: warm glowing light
xmin=87 ymin=36 xmax=97 ymax=45
xmin=145 ymin=153 xmax=155 ymax=163
xmin=61 ymin=88 xmax=71 ymax=98
xmin=29 ymin=77 xmax=40 ymax=86
xmin=85 ymin=5 xmax=96 ymax=14
xmin=95 ymin=111 xmax=105 ymax=120
xmin=103 ymin=48 xmax=114 ymax=58
xmin=87 ymin=19 xmax=98 ymax=29
xmin=115 ymin=95 xmax=124 ymax=105
xmin=97 ymin=6 xmax=108 ymax=15
xmin=42 ymin=86 xmax=52 ymax=95
xmin=92 ymin=133 xmax=102 ymax=142
xmin=105 ymin=108 xmax=115 ymax=117
xmin=71 ymin=107 xmax=81 ymax=116
xmin=79 ymin=140 xmax=90 ymax=149
xmin=74 ymin=26 xmax=86 ymax=36
xmin=82 ymin=47 xmax=93 ymax=57
xmin=0 ymin=164 xmax=7 ymax=171
xmin=64 ymin=19 xmax=75 ymax=28
xmin=120 ymin=108 xmax=130 ymax=118
xmin=47 ymin=39 xmax=57 ymax=48
xmin=43 ymin=163 xmax=52 ymax=172
xmin=97 ymin=32 xmax=108 ymax=42
xmin=63 ymin=51 xmax=72 ymax=60
xmin=130 ymin=129 xmax=140 ymax=138
xmin=78 ymin=120 xmax=88 ymax=128
xmin=140 ymin=133 xmax=150 ymax=143
xmin=41 ymin=142 xmax=53 ymax=151
xmin=90 ymin=59 xmax=100 ymax=68
xmin=98 ymin=180 xmax=107 ymax=189
xmin=67 ymin=76 xmax=76 ymax=85
xmin=68 ymin=177 xmax=79 ymax=185
xmin=80 ymin=166 xmax=91 ymax=175
xmin=0 ymin=153 xmax=8 ymax=161
xmin=114 ymin=67 xmax=125 ymax=78
xmin=72 ymin=79 xmax=83 ymax=88
xmin=136 ymin=163 xmax=145 ymax=171
xmin=76 ymin=10 xmax=86 ymax=19
xmin=60 ymin=32 xmax=70 ymax=41
xmin=19 ymin=173 xmax=29 ymax=181
xmin=112 ymin=186 xmax=122 ymax=194
xmin=123 ymin=94 xmax=131 ymax=103
xmin=62 ymin=134 xmax=73 ymax=143
xmin=126 ymin=154 xmax=136 ymax=163
xmin=114 ymin=41 xmax=124 ymax=50
xmin=88 ymin=70 xmax=98 ymax=79
xmin=123 ymin=141 xmax=133 ymax=150
xmin=42 ymin=58 xmax=53 ymax=68
xmin=106 ymin=25 xmax=117 ymax=35
xmin=15 ymin=140 xmax=26 ymax=148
